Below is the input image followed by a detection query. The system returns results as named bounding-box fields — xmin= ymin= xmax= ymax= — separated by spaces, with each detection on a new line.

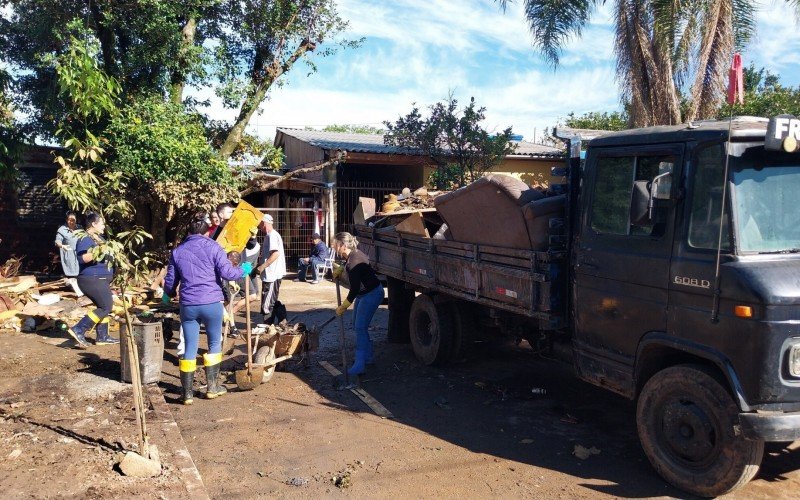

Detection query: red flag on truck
xmin=727 ymin=53 xmax=744 ymax=105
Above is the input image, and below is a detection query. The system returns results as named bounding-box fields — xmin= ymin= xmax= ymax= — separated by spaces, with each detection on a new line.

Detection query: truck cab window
xmin=688 ymin=144 xmax=731 ymax=250
xmin=591 ymin=154 xmax=675 ymax=237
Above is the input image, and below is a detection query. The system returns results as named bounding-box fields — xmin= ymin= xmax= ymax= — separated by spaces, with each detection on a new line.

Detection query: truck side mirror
xmin=652 ymin=168 xmax=672 ymax=201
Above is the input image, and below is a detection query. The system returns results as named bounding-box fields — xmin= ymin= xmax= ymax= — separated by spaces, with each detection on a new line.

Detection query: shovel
xmin=235 ymin=277 xmax=264 ymax=390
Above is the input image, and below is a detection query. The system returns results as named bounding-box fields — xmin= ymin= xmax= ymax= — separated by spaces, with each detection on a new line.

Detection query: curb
xmin=146 ymin=384 xmax=210 ymax=500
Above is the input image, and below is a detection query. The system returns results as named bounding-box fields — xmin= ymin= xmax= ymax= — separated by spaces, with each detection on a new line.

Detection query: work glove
xmin=335 ymin=299 xmax=352 ymax=317
xmin=240 ymin=261 xmax=253 ymax=276
xmin=332 ymin=263 xmax=344 ymax=281
xmin=249 ymin=265 xmax=261 ymax=279
xmin=161 ymin=293 xmax=171 ymax=305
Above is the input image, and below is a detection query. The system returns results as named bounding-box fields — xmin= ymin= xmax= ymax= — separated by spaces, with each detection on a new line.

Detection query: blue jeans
xmin=297 ymin=256 xmax=324 ymax=281
xmin=180 ymin=302 xmax=224 ymax=361
xmin=353 ymin=284 xmax=384 ymax=344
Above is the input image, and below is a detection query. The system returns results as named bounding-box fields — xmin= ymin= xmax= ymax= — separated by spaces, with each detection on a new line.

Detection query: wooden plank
xmin=394 ymin=212 xmax=430 ymax=238
xmin=318 ymin=361 xmax=395 ymax=419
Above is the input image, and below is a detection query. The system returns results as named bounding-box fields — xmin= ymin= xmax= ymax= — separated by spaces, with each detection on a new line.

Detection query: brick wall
xmin=0 ymin=146 xmax=67 ymax=274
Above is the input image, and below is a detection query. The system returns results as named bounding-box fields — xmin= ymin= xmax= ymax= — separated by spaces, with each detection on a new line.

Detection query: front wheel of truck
xmin=637 ymin=364 xmax=763 ymax=497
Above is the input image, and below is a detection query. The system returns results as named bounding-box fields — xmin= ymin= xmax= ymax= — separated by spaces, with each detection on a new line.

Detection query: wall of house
xmin=490 ymin=157 xmax=564 ymax=188
xmin=0 ymin=146 xmax=66 ymax=274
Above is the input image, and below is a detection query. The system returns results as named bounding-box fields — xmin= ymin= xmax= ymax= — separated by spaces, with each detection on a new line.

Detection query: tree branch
xmin=239 ymin=151 xmax=346 ymax=197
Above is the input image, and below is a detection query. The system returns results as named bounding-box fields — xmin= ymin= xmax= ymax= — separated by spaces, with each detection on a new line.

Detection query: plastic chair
xmin=316 ymin=248 xmax=335 ymax=279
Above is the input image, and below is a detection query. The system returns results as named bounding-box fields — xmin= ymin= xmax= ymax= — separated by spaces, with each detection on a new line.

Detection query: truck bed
xmin=354 ymin=224 xmax=566 ymax=325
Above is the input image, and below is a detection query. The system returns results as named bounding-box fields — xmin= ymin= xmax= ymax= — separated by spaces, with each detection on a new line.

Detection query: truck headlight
xmin=790 ymin=345 xmax=800 ymax=378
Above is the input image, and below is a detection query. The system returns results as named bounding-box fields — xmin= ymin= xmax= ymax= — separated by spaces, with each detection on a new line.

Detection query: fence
xmin=336 ymin=181 xmax=404 ymax=233
xmin=253 ymin=207 xmax=327 ymax=272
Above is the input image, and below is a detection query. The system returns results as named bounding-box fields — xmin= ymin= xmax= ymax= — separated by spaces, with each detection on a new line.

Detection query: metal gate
xmin=254 ymin=207 xmax=327 ymax=272
xmin=336 ymin=181 xmax=404 ymax=233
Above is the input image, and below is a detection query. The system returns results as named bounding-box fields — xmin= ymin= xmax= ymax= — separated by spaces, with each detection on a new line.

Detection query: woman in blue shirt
xmin=66 ymin=213 xmax=118 ymax=348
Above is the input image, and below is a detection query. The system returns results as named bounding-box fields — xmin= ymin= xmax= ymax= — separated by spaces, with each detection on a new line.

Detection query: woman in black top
xmin=333 ymin=232 xmax=383 ymax=376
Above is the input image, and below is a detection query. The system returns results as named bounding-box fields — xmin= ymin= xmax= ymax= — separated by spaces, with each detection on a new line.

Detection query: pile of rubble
xmin=0 ymin=270 xmax=168 ymax=335
xmin=380 ymin=187 xmax=444 ymax=213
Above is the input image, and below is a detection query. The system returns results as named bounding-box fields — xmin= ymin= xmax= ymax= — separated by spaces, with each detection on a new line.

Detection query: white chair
xmin=315 ymin=248 xmax=335 ymax=280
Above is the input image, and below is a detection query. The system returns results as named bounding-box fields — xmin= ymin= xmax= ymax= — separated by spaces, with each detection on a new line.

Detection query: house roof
xmin=275 ymin=128 xmax=564 ymax=159
xmin=275 ymin=128 xmax=425 ymax=155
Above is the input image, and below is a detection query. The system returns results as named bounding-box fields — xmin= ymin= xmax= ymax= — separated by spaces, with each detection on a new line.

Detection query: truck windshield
xmin=731 ymin=146 xmax=800 ymax=253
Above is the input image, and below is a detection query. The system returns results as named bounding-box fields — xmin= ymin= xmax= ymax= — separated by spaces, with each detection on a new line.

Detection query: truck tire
xmin=409 ymin=293 xmax=454 ymax=366
xmin=636 ymin=364 xmax=763 ymax=497
xmin=448 ymin=300 xmax=476 ymax=361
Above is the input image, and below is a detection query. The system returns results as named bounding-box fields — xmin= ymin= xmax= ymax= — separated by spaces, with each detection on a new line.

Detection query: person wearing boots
xmin=164 ymin=216 xmax=250 ymax=405
xmin=55 ymin=211 xmax=84 ymax=297
xmin=66 ymin=213 xmax=119 ymax=348
xmin=332 ymin=231 xmax=383 ymax=377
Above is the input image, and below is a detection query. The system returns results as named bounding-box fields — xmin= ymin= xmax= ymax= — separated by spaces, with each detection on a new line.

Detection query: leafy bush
xmin=109 ymin=96 xmax=235 ymax=186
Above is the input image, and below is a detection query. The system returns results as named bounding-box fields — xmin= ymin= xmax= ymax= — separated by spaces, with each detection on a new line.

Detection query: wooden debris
xmin=395 ymin=212 xmax=430 ymax=237
xmin=0 ymin=275 xmax=36 ymax=294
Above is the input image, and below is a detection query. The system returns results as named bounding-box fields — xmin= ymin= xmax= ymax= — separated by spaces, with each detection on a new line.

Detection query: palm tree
xmin=500 ymin=0 xmax=797 ymax=126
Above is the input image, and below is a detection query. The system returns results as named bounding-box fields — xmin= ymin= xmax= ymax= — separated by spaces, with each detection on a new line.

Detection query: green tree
xmin=322 ymin=124 xmax=384 ymax=134
xmin=0 ymin=68 xmax=24 ymax=182
xmin=564 ymin=111 xmax=629 ymax=131
xmin=499 ymin=0 xmax=800 ymax=126
xmin=384 ymin=94 xmax=516 ymax=190
xmin=0 ymin=0 xmax=356 ymax=157
xmin=718 ymin=67 xmax=800 ymax=118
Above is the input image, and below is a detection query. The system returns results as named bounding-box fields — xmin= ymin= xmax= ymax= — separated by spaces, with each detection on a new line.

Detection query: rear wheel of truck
xmin=637 ymin=364 xmax=763 ymax=497
xmin=409 ymin=293 xmax=454 ymax=366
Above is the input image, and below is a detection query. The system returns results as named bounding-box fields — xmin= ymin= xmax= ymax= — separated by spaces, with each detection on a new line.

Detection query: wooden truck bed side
xmin=354 ymin=225 xmax=566 ymax=324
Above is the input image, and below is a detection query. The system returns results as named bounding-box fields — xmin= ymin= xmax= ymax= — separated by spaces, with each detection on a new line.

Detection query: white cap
xmin=263 ymin=213 xmax=273 ymax=223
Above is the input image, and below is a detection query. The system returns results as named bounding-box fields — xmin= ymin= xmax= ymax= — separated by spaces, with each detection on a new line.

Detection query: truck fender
xmin=635 ymin=333 xmax=751 ymax=412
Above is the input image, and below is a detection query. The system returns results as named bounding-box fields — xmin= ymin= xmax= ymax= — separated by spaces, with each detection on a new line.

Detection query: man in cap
xmin=294 ymin=232 xmax=329 ymax=284
xmin=251 ymin=214 xmax=286 ymax=324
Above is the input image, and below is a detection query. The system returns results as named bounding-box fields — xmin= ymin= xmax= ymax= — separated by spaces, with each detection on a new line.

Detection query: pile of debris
xmin=0 ymin=270 xmax=168 ymax=335
xmin=380 ymin=187 xmax=443 ymax=213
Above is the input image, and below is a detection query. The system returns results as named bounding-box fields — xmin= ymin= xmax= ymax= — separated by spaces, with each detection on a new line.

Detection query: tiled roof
xmin=275 ymin=128 xmax=564 ymax=158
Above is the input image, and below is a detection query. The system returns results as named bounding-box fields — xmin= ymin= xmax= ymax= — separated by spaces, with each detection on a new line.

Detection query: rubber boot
xmin=67 ymin=315 xmax=94 ymax=348
xmin=347 ymin=333 xmax=370 ymax=376
xmin=204 ymin=353 xmax=227 ymax=399
xmin=179 ymin=359 xmax=196 ymax=405
xmin=95 ymin=319 xmax=119 ymax=345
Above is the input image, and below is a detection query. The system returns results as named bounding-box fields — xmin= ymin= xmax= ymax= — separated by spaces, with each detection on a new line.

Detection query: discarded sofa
xmin=433 ymin=174 xmax=547 ymax=250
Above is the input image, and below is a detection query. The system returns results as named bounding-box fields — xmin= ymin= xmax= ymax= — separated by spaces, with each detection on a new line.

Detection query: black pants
xmin=77 ymin=275 xmax=113 ymax=320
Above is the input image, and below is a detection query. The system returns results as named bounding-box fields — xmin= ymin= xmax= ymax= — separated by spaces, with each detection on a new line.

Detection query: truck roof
xmin=589 ymin=117 xmax=768 ymax=148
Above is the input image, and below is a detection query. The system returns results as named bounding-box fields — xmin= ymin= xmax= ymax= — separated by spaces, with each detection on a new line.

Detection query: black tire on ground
xmin=254 ymin=344 xmax=276 ymax=383
xmin=636 ymin=364 xmax=764 ymax=497
xmin=386 ymin=277 xmax=414 ymax=344
xmin=448 ymin=300 xmax=476 ymax=361
xmin=409 ymin=293 xmax=454 ymax=366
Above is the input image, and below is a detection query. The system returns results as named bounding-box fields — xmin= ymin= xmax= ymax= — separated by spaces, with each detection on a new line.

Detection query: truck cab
xmin=572 ymin=117 xmax=800 ymax=496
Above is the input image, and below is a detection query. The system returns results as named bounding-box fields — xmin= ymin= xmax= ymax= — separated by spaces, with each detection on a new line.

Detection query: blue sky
xmin=196 ymin=1 xmax=800 ymax=143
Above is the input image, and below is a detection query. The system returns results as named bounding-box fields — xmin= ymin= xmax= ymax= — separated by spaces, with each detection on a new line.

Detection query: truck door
xmin=572 ymin=144 xmax=683 ymax=394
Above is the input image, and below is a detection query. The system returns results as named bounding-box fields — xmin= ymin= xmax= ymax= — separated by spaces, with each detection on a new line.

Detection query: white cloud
xmin=748 ymin=3 xmax=800 ymax=79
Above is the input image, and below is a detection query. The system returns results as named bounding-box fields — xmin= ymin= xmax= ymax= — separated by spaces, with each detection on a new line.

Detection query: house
xmin=273 ymin=128 xmax=564 ymax=231
xmin=0 ymin=145 xmax=67 ymax=273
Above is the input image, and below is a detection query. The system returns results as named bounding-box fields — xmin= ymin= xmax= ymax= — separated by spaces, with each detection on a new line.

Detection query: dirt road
xmin=163 ymin=279 xmax=800 ymax=499
xmin=1 ymin=278 xmax=799 ymax=498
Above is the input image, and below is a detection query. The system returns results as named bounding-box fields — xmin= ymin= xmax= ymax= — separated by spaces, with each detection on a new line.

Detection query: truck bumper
xmin=739 ymin=411 xmax=800 ymax=441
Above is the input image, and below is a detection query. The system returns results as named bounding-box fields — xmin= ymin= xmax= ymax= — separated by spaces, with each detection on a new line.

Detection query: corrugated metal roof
xmin=276 ymin=128 xmax=564 ymax=158
xmin=276 ymin=128 xmax=425 ymax=155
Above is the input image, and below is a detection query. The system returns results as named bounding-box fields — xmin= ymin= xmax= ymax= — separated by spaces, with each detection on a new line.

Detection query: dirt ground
xmin=2 ymin=278 xmax=800 ymax=499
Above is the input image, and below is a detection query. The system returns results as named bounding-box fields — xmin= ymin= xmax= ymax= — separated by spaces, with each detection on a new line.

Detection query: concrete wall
xmin=490 ymin=157 xmax=564 ymax=187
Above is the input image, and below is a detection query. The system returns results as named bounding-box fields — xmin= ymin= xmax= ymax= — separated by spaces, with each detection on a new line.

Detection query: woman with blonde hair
xmin=332 ymin=232 xmax=383 ymax=376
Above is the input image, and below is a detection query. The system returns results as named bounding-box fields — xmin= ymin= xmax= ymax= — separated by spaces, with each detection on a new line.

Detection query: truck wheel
xmin=637 ymin=364 xmax=763 ymax=497
xmin=409 ymin=294 xmax=453 ymax=366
